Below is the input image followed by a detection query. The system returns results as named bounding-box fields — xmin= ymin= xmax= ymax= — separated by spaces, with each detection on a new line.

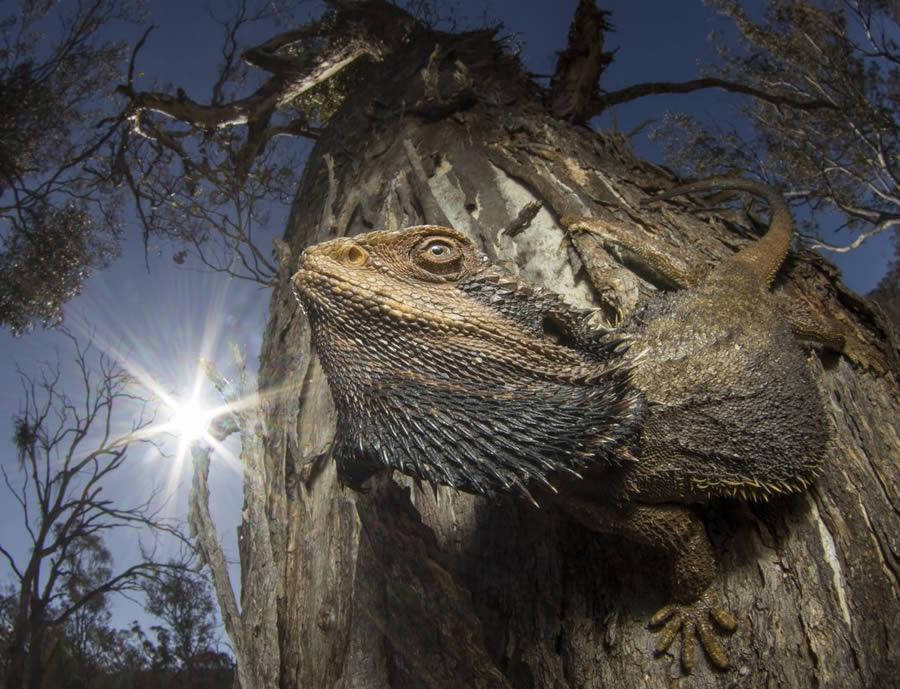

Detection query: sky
xmin=0 ymin=0 xmax=893 ymax=640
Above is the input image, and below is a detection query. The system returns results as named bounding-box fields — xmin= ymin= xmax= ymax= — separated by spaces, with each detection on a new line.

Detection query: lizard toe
xmin=649 ymin=588 xmax=735 ymax=673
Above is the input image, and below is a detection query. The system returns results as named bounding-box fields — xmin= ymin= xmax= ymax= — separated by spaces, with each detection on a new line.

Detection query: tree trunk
xmin=253 ymin=22 xmax=899 ymax=689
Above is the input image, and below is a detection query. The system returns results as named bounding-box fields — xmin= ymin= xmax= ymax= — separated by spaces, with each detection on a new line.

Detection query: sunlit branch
xmin=799 ymin=222 xmax=891 ymax=252
xmin=188 ymin=444 xmax=244 ymax=659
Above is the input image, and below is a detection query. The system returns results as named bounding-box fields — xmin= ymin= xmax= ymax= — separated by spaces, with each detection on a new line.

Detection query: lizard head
xmin=292 ymin=225 xmax=643 ymax=498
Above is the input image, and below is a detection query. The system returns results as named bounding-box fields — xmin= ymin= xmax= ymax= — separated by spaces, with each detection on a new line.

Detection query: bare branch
xmin=591 ymin=76 xmax=838 ymax=117
xmin=109 ymin=0 xmax=424 ymax=283
xmin=801 ymin=215 xmax=900 ymax=252
xmin=187 ymin=446 xmax=243 ymax=658
xmin=119 ymin=16 xmax=385 ymax=130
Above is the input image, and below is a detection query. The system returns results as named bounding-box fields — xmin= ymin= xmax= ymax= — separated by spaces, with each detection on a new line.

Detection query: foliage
xmin=126 ymin=568 xmax=232 ymax=689
xmin=1 ymin=575 xmax=231 ymax=689
xmin=1 ymin=202 xmax=117 ymax=334
xmin=651 ymin=0 xmax=899 ymax=252
xmin=288 ymin=58 xmax=363 ymax=126
xmin=0 ymin=588 xmax=15 ymax=680
xmin=141 ymin=567 xmax=226 ymax=678
xmin=0 ymin=0 xmax=137 ymax=334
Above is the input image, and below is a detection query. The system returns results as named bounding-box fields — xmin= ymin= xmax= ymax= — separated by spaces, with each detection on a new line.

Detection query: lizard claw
xmin=649 ymin=588 xmax=736 ymax=673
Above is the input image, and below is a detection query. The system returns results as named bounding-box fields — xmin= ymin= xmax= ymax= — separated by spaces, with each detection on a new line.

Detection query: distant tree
xmin=2 ymin=576 xmax=152 ymax=689
xmin=59 ymin=535 xmax=136 ymax=680
xmin=127 ymin=621 xmax=175 ymax=678
xmin=0 ymin=0 xmax=141 ymax=334
xmin=0 ymin=587 xmax=16 ymax=680
xmin=140 ymin=567 xmax=228 ymax=687
xmin=0 ymin=331 xmax=189 ymax=689
xmin=651 ymin=0 xmax=898 ymax=252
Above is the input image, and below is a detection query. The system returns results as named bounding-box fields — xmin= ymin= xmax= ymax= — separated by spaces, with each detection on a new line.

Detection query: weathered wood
xmin=254 ymin=21 xmax=899 ymax=689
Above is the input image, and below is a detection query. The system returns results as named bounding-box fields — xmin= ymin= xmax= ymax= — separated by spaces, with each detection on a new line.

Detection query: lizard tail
xmin=651 ymin=178 xmax=793 ymax=286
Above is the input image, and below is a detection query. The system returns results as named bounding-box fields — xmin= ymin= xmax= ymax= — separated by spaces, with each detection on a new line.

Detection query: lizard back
xmin=622 ymin=179 xmax=830 ymax=501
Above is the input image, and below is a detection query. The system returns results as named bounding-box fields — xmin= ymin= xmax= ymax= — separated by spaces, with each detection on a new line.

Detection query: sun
xmin=167 ymin=396 xmax=214 ymax=444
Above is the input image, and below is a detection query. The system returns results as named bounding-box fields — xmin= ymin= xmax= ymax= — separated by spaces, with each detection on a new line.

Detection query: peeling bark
xmin=251 ymin=20 xmax=899 ymax=689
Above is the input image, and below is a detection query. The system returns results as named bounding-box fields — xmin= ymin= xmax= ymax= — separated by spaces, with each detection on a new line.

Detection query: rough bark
xmin=548 ymin=0 xmax=613 ymax=122
xmin=254 ymin=22 xmax=899 ymax=689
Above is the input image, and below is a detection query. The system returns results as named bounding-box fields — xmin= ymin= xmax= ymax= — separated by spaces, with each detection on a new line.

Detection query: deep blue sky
xmin=0 ymin=0 xmax=892 ymax=635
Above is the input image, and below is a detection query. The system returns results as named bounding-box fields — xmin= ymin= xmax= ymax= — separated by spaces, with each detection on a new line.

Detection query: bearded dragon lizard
xmin=290 ymin=178 xmax=829 ymax=673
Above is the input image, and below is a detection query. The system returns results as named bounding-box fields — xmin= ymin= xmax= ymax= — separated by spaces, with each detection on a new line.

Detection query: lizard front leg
xmin=557 ymin=496 xmax=736 ymax=672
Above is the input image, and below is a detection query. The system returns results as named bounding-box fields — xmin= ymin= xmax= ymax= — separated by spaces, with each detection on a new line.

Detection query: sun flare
xmin=167 ymin=397 xmax=214 ymax=444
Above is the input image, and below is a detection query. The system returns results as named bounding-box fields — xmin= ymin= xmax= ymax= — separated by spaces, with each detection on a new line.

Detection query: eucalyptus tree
xmin=118 ymin=2 xmax=899 ymax=686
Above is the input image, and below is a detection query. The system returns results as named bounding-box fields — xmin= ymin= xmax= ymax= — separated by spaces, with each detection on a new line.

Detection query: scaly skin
xmin=291 ymin=179 xmax=830 ymax=674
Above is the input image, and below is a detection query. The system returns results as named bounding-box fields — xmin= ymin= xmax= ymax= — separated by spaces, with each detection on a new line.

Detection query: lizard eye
xmin=413 ymin=236 xmax=464 ymax=277
xmin=342 ymin=244 xmax=368 ymax=266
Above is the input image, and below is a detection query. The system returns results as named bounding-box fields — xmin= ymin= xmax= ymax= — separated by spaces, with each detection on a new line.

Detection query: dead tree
xmin=1 ymin=331 xmax=188 ymax=689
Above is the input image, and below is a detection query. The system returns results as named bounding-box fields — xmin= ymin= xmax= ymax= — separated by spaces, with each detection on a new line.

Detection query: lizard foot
xmin=649 ymin=588 xmax=736 ymax=673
